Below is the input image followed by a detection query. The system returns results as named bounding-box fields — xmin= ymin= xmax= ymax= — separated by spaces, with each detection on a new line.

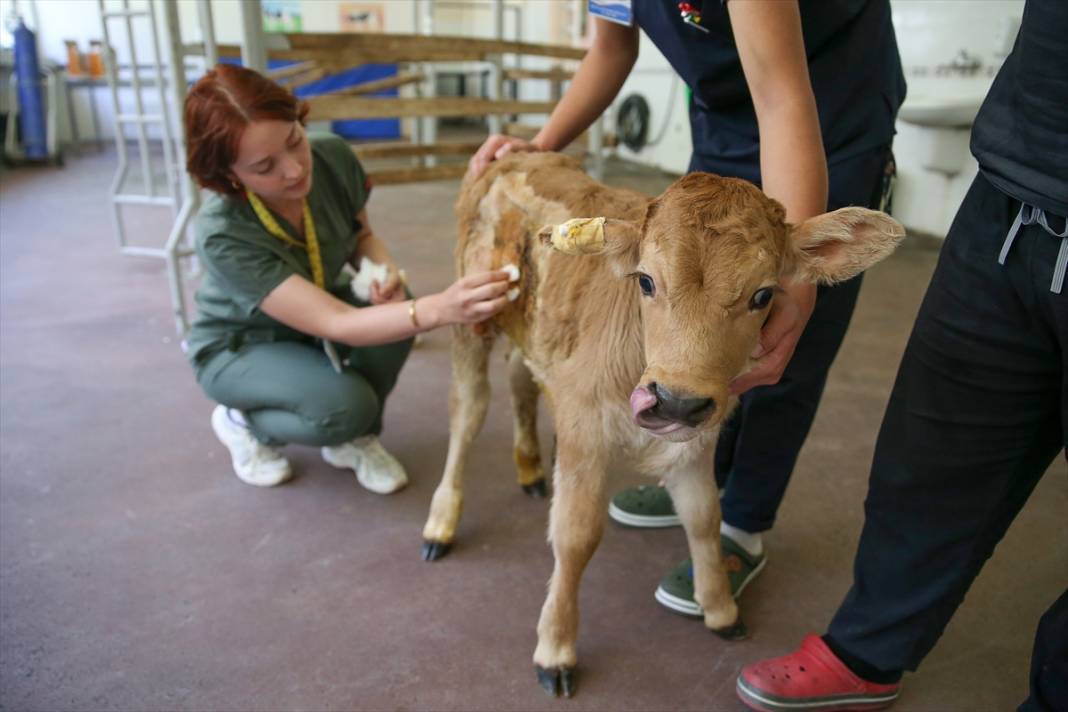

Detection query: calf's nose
xmin=650 ymin=383 xmax=717 ymax=426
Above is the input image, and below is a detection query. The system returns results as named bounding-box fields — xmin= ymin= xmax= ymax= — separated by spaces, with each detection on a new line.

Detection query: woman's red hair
xmin=184 ymin=63 xmax=310 ymax=195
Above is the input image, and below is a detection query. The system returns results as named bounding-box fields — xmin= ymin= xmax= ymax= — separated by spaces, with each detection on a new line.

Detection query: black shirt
xmin=971 ymin=0 xmax=1068 ymax=217
xmin=632 ymin=0 xmax=906 ymax=184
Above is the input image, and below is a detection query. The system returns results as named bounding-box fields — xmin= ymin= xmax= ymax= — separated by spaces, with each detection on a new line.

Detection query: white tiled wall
xmin=892 ymin=0 xmax=1022 ymax=71
xmin=888 ymin=0 xmax=1024 ymax=238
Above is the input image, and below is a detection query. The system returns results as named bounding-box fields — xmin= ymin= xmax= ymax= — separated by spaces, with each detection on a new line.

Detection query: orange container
xmin=87 ymin=40 xmax=105 ymax=78
xmin=65 ymin=40 xmax=85 ymax=75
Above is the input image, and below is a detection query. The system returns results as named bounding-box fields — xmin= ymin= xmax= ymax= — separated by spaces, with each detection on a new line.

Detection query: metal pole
xmin=162 ymin=197 xmax=196 ymax=336
xmin=162 ymin=0 xmax=203 ymax=336
xmin=98 ymin=0 xmax=131 ymax=249
xmin=65 ymin=82 xmax=80 ymax=152
xmin=418 ymin=0 xmax=436 ymax=165
xmin=486 ymin=0 xmax=504 ymax=136
xmin=120 ymin=0 xmax=156 ymax=198
xmin=571 ymin=0 xmax=602 ymax=176
xmin=589 ymin=116 xmax=605 ymax=182
xmin=239 ymin=0 xmax=267 ymax=73
xmin=161 ymin=0 xmax=189 ymax=178
xmin=570 ymin=0 xmax=584 ymax=45
xmin=410 ymin=0 xmax=423 ymax=149
xmin=147 ymin=0 xmax=178 ymax=217
xmin=510 ymin=5 xmax=522 ymax=101
xmin=196 ymin=0 xmax=218 ymax=67
xmin=88 ymin=85 xmax=103 ymax=150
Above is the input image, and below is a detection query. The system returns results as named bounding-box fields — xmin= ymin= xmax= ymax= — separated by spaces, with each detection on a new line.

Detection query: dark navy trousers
xmin=824 ymin=173 xmax=1067 ymax=710
xmin=688 ymin=146 xmax=891 ymax=533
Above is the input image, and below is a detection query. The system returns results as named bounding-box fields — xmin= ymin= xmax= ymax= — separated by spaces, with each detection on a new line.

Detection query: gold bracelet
xmin=408 ymin=297 xmax=421 ymax=329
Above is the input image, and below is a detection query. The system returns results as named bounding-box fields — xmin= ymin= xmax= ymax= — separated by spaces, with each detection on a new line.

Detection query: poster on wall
xmin=339 ymin=3 xmax=385 ymax=33
xmin=263 ymin=0 xmax=303 ymax=32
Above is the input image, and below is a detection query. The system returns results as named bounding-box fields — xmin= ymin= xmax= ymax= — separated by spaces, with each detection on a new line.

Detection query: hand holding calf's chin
xmin=730 ymin=281 xmax=817 ymax=395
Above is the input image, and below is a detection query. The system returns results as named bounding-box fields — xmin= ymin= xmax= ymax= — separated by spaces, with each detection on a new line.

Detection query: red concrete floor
xmin=1 ymin=150 xmax=1064 ymax=711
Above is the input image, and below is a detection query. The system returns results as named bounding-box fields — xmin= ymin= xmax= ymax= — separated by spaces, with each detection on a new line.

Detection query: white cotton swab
xmin=501 ymin=262 xmax=521 ymax=301
xmin=349 ymin=257 xmax=390 ymax=302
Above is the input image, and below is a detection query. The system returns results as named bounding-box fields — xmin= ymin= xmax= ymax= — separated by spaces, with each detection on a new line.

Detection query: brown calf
xmin=420 ymin=153 xmax=904 ymax=696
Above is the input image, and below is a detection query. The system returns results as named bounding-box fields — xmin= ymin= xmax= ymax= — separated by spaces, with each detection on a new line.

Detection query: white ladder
xmin=97 ymin=0 xmax=217 ymax=337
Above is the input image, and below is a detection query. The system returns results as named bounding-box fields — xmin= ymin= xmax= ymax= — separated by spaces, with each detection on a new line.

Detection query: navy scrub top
xmin=631 ymin=0 xmax=907 ymax=184
xmin=971 ymin=0 xmax=1068 ymax=218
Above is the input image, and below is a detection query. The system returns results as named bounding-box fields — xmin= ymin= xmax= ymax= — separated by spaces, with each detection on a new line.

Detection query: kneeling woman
xmin=183 ymin=65 xmax=509 ymax=493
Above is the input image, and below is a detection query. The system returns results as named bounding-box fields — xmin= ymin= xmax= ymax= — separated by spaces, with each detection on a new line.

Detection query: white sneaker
xmin=321 ymin=435 xmax=408 ymax=494
xmin=210 ymin=405 xmax=292 ymax=487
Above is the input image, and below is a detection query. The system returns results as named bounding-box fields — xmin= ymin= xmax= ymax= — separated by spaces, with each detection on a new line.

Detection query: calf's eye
xmin=749 ymin=287 xmax=774 ymax=310
xmin=637 ymin=273 xmax=656 ymax=297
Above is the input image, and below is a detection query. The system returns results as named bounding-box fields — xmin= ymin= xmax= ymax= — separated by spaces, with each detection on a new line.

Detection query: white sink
xmin=898 ymin=77 xmax=992 ymax=129
xmin=899 ymin=94 xmax=986 ymax=128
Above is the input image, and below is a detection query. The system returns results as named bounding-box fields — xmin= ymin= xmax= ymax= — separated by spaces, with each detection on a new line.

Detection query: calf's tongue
xmin=629 ymin=386 xmax=658 ymax=418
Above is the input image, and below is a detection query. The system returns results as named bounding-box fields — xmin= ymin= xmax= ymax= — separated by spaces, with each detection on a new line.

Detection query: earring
xmin=231 ymin=179 xmax=242 ymax=190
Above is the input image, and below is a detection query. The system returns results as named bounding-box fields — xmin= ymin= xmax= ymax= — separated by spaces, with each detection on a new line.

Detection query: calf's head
xmin=540 ymin=173 xmax=904 ymax=442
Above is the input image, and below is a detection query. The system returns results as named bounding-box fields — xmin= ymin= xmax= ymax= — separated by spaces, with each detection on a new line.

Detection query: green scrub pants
xmin=197 ymin=334 xmax=413 ymax=448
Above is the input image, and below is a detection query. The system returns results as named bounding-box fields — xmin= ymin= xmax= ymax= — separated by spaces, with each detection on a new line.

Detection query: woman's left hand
xmin=369 ymin=263 xmax=406 ymax=305
xmin=729 ymin=281 xmax=817 ymax=395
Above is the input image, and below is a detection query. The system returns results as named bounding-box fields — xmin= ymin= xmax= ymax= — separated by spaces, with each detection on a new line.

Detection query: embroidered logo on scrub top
xmin=678 ymin=2 xmax=709 ymax=33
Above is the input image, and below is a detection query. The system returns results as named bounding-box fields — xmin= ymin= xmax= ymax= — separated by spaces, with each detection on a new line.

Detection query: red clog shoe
xmin=737 ymin=634 xmax=901 ymax=711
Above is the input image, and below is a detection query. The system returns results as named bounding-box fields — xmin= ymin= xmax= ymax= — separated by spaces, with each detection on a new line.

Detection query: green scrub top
xmin=185 ymin=132 xmax=370 ymax=375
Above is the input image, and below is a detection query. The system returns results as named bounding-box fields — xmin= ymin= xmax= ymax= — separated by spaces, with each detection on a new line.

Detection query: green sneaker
xmin=654 ymin=535 xmax=767 ymax=617
xmin=608 ymin=485 xmax=681 ymax=528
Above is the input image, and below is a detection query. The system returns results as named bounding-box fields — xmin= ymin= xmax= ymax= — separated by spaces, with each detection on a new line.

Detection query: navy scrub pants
xmin=823 ymin=172 xmax=1067 ymax=710
xmin=689 ymin=145 xmax=892 ymax=533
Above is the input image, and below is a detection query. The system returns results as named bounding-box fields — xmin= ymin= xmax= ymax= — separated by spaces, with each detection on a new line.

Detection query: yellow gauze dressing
xmin=551 ymin=217 xmax=606 ymax=255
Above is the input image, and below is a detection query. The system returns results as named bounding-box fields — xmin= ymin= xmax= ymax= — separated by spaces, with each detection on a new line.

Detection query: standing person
xmin=735 ymin=1 xmax=1067 ymax=709
xmin=468 ymin=1 xmax=904 ymax=613
xmin=184 ymin=64 xmax=512 ymax=492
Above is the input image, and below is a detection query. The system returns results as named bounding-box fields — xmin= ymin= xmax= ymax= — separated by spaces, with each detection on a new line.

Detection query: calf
xmin=420 ymin=153 xmax=903 ymax=696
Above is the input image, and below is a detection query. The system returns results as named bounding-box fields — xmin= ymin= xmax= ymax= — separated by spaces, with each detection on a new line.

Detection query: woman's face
xmin=230 ymin=120 xmax=312 ymax=203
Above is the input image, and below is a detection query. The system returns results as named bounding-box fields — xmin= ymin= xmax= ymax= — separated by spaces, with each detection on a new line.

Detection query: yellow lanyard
xmin=246 ymin=190 xmax=325 ymax=289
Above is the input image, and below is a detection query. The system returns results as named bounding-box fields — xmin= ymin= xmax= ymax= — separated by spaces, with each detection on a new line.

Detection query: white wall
xmin=611 ymin=30 xmax=691 ymax=174
xmin=892 ymin=0 xmax=1022 ymax=71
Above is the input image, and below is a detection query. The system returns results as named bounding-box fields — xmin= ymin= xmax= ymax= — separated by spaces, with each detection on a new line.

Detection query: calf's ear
xmin=785 ymin=207 xmax=905 ymax=285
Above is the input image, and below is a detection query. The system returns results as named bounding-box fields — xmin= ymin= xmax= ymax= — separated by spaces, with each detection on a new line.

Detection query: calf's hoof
xmin=711 ymin=618 xmax=749 ymax=641
xmin=421 ymin=539 xmax=452 ymax=561
xmin=535 ymin=664 xmax=577 ymax=697
xmin=522 ymin=478 xmax=548 ymax=498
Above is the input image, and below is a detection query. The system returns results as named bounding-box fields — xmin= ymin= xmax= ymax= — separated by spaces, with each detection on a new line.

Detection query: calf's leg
xmin=663 ymin=450 xmax=746 ymax=638
xmin=533 ymin=433 xmax=608 ymax=697
xmin=421 ymin=326 xmax=494 ymax=561
xmin=508 ymin=348 xmax=547 ymax=497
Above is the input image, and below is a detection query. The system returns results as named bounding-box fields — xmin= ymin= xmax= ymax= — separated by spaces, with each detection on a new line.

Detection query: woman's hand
xmin=369 ymin=263 xmax=406 ymax=305
xmin=423 ymin=270 xmax=513 ymax=326
xmin=729 ymin=281 xmax=817 ymax=395
xmin=466 ymin=135 xmax=542 ymax=180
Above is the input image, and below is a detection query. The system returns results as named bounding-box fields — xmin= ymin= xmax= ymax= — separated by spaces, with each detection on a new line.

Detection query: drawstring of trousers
xmin=997 ymin=202 xmax=1068 ymax=294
